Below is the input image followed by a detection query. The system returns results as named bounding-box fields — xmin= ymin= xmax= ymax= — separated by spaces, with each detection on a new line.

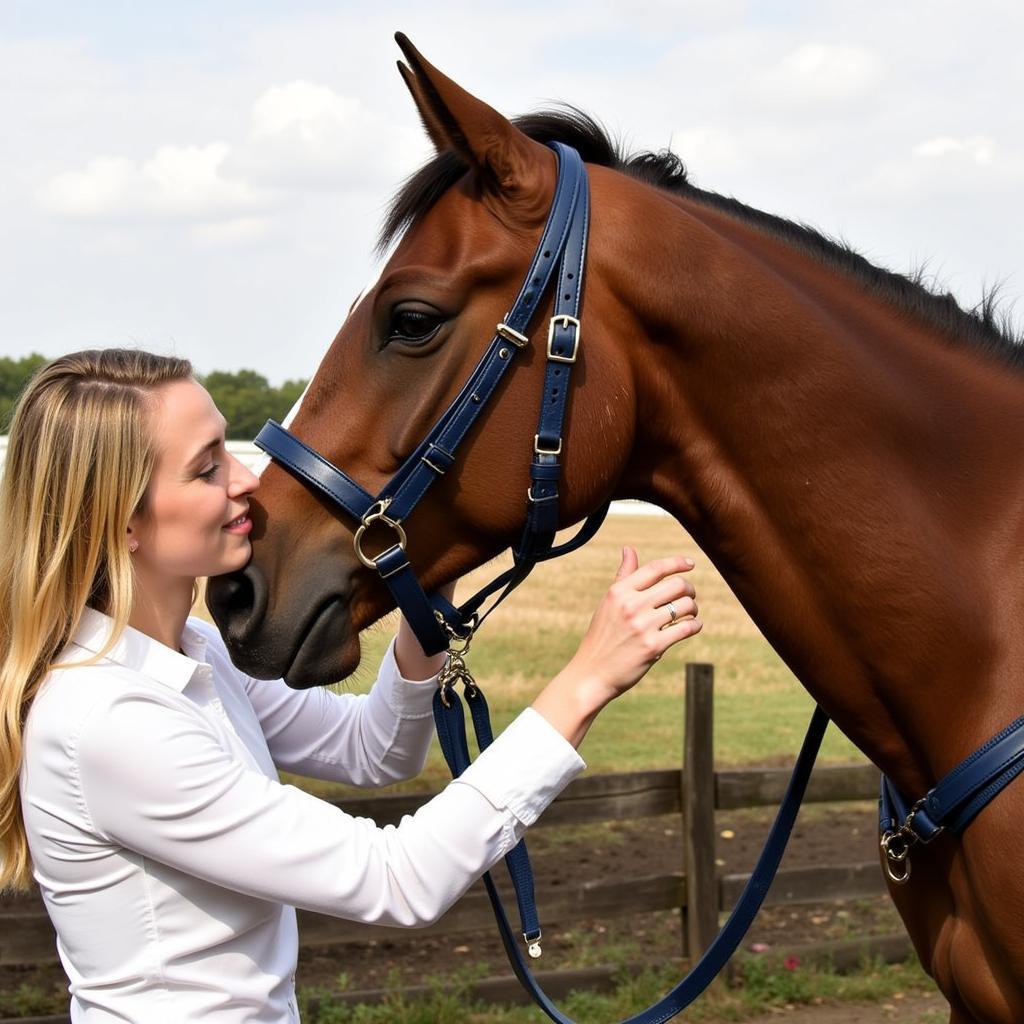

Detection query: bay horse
xmin=207 ymin=35 xmax=1024 ymax=1022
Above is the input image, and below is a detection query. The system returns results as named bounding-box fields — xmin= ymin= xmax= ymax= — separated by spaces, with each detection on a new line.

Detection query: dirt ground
xmin=294 ymin=801 xmax=948 ymax=1019
xmin=294 ymin=801 xmax=906 ymax=984
xmin=740 ymin=992 xmax=944 ymax=1022
xmin=2 ymin=802 xmax=948 ymax=1021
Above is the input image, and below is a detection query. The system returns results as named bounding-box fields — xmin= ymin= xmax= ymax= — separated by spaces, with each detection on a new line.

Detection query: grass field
xmin=200 ymin=513 xmax=866 ymax=799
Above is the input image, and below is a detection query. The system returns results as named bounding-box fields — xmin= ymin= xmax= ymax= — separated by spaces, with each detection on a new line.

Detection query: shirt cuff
xmin=374 ymin=636 xmax=440 ymax=720
xmin=453 ymin=707 xmax=586 ymax=828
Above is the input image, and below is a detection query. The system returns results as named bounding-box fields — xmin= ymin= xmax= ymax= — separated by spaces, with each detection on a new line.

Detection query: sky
xmin=2 ymin=1 xmax=1022 ymax=384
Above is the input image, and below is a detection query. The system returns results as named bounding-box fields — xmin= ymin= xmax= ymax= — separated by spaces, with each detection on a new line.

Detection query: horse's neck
xmin=614 ymin=190 xmax=1024 ymax=790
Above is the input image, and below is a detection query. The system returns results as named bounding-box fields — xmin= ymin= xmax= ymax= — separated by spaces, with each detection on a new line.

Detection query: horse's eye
xmin=388 ymin=308 xmax=445 ymax=346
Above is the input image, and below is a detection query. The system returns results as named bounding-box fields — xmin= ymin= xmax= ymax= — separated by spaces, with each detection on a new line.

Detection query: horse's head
xmin=207 ymin=35 xmax=636 ymax=685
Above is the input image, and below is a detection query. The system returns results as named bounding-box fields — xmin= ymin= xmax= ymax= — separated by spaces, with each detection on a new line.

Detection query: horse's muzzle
xmin=207 ymin=563 xmax=360 ymax=687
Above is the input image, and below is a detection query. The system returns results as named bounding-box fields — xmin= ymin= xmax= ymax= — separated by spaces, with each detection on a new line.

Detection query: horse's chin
xmin=278 ymin=598 xmax=362 ymax=688
xmin=214 ymin=593 xmax=362 ymax=689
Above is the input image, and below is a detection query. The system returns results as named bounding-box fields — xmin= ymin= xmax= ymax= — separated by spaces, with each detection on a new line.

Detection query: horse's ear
xmin=395 ymin=33 xmax=552 ymax=199
xmin=396 ymin=60 xmax=449 ymax=153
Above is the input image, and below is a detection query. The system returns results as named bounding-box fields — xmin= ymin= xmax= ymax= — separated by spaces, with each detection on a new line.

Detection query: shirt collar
xmin=70 ymin=607 xmax=208 ymax=693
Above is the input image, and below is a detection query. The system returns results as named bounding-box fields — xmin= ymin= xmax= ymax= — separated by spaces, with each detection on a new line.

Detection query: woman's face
xmin=129 ymin=378 xmax=259 ymax=585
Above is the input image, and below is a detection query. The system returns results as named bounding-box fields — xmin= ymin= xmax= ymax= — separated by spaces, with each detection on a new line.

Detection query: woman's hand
xmin=394 ymin=580 xmax=458 ymax=681
xmin=532 ymin=547 xmax=700 ymax=747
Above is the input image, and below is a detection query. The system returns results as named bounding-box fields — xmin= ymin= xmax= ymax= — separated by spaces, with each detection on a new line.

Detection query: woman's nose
xmin=229 ymin=455 xmax=260 ymax=496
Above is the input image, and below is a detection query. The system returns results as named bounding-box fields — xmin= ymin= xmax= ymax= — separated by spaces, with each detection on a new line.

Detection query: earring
xmin=129 ymin=540 xmax=139 ymax=554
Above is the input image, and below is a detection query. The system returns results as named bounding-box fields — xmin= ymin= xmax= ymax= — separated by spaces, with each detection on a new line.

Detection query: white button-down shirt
xmin=20 ymin=608 xmax=585 ymax=1023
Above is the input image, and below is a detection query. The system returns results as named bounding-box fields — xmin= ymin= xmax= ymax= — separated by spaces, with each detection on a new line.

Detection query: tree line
xmin=0 ymin=355 xmax=308 ymax=440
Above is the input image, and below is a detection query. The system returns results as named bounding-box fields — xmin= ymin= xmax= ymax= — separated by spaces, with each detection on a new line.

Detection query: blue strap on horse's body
xmin=879 ymin=715 xmax=1024 ymax=883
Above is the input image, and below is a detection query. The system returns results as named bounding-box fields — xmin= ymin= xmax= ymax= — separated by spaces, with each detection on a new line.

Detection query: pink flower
xmin=783 ymin=955 xmax=801 ymax=971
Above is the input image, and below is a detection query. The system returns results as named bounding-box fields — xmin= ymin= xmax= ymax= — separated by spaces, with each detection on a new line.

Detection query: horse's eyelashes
xmin=386 ymin=307 xmax=446 ymax=348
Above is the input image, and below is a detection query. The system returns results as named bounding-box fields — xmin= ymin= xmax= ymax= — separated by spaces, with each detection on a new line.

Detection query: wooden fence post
xmin=682 ymin=662 xmax=717 ymax=961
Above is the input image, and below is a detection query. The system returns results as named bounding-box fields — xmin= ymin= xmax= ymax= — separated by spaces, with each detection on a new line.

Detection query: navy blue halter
xmin=255 ymin=141 xmax=602 ymax=661
xmin=252 ymin=139 xmax=1024 ymax=1018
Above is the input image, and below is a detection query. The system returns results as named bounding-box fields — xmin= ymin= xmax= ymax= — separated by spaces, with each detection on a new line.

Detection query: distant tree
xmin=0 ymin=356 xmax=306 ymax=441
xmin=0 ymin=353 xmax=49 ymax=430
xmin=201 ymin=369 xmax=309 ymax=440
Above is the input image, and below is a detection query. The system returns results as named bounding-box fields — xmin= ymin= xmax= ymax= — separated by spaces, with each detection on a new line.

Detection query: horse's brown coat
xmin=207 ymin=36 xmax=1024 ymax=1022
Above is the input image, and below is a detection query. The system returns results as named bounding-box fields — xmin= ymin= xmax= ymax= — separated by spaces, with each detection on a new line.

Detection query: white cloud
xmin=858 ymin=134 xmax=1015 ymax=200
xmin=38 ymin=143 xmax=266 ymax=223
xmin=755 ymin=43 xmax=882 ymax=106
xmin=670 ymin=127 xmax=742 ymax=176
xmin=190 ymin=216 xmax=272 ymax=247
xmin=33 ymin=76 xmax=422 ymax=225
xmin=237 ymin=80 xmax=430 ymax=191
xmin=914 ymin=135 xmax=996 ymax=165
xmin=251 ymin=80 xmax=363 ymax=142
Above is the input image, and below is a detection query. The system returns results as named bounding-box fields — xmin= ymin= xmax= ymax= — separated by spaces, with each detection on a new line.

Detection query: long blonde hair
xmin=0 ymin=349 xmax=193 ymax=891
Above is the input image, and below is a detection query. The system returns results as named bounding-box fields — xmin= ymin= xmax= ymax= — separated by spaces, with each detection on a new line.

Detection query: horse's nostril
xmin=206 ymin=564 xmax=268 ymax=641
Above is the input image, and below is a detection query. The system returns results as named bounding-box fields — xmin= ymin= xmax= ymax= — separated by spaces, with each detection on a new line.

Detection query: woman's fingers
xmin=638 ymin=574 xmax=696 ymax=613
xmin=658 ymin=613 xmax=704 ymax=646
xmin=618 ymin=554 xmax=694 ymax=593
xmin=615 ymin=545 xmax=640 ymax=581
xmin=653 ymin=596 xmax=699 ymax=629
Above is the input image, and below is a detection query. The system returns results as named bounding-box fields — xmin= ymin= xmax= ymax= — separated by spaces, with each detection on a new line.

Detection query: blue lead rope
xmin=432 ymin=682 xmax=542 ymax=953
xmin=434 ymin=675 xmax=830 ymax=1024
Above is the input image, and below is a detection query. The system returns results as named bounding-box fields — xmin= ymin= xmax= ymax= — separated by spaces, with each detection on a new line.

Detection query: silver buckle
xmin=534 ymin=434 xmax=562 ymax=456
xmin=546 ymin=315 xmax=580 ymax=364
xmin=496 ymin=321 xmax=529 ymax=348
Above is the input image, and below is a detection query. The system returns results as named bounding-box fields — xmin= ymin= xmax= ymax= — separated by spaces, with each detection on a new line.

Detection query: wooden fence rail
xmin=1 ymin=664 xmax=901 ymax=1017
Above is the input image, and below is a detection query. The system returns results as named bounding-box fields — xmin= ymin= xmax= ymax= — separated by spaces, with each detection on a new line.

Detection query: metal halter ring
xmin=880 ymin=830 xmax=913 ymax=884
xmin=353 ymin=501 xmax=408 ymax=570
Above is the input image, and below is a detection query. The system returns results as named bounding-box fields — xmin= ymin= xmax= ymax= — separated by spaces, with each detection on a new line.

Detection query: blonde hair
xmin=0 ymin=349 xmax=192 ymax=891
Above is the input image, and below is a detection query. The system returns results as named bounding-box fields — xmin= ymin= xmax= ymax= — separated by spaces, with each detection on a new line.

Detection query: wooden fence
xmin=0 ymin=664 xmax=908 ymax=1019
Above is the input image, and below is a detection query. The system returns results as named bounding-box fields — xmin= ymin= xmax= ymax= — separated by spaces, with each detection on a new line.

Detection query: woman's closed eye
xmin=197 ymin=463 xmax=220 ymax=482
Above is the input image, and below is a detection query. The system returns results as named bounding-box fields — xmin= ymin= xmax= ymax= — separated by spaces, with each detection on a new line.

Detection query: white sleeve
xmin=75 ymin=691 xmax=584 ymax=927
xmin=240 ymin=637 xmax=436 ymax=786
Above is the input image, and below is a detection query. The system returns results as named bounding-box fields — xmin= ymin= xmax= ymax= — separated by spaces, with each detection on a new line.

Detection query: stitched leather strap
xmin=880 ymin=714 xmax=1024 ymax=844
xmin=432 ymin=685 xmax=542 ymax=948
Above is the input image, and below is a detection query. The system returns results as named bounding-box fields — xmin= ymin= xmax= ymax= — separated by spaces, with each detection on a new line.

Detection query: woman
xmin=0 ymin=349 xmax=701 ymax=1023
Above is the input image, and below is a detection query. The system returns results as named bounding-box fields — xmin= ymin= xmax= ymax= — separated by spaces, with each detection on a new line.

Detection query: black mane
xmin=381 ymin=108 xmax=1022 ymax=368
